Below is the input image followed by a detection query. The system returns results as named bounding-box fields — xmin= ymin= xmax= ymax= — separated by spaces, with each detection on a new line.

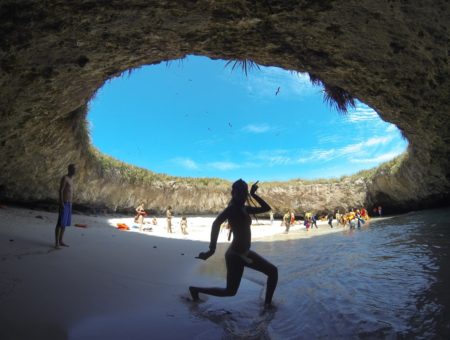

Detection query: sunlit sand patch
xmin=107 ymin=216 xmax=350 ymax=243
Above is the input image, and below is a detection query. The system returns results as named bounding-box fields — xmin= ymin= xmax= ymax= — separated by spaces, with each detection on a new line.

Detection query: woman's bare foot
xmin=189 ymin=287 xmax=199 ymax=301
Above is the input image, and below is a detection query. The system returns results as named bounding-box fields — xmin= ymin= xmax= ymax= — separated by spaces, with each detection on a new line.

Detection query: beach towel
xmin=117 ymin=223 xmax=130 ymax=231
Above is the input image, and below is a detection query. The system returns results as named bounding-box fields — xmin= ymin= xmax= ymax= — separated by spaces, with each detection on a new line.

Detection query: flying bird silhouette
xmin=275 ymin=87 xmax=280 ymax=96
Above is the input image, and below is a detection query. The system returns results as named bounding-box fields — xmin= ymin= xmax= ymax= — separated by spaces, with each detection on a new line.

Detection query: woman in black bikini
xmin=189 ymin=179 xmax=278 ymax=308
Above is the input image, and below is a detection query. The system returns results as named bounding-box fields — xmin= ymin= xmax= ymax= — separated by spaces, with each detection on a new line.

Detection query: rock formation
xmin=1 ymin=1 xmax=449 ymax=215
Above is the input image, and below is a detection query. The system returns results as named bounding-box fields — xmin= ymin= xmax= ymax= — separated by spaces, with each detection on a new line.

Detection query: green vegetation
xmin=264 ymin=152 xmax=407 ymax=188
xmin=308 ymin=73 xmax=355 ymax=114
xmin=341 ymin=153 xmax=407 ymax=181
xmin=86 ymin=129 xmax=406 ymax=190
xmin=88 ymin=147 xmax=230 ymax=188
xmin=224 ymin=59 xmax=261 ymax=76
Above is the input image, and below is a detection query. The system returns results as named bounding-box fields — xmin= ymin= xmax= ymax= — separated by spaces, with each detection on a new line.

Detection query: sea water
xmin=193 ymin=208 xmax=450 ymax=339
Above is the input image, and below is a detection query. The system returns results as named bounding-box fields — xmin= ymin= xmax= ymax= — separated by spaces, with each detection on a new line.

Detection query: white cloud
xmin=365 ymin=136 xmax=393 ymax=146
xmin=172 ymin=157 xmax=241 ymax=172
xmin=251 ymin=149 xmax=293 ymax=166
xmin=172 ymin=157 xmax=199 ymax=170
xmin=386 ymin=125 xmax=397 ymax=132
xmin=227 ymin=65 xmax=315 ymax=99
xmin=340 ymin=143 xmax=364 ymax=154
xmin=243 ymin=123 xmax=271 ymax=133
xmin=266 ymin=155 xmax=292 ymax=166
xmin=346 ymin=104 xmax=379 ymax=123
xmin=171 ymin=132 xmax=406 ymax=175
xmin=351 ymin=151 xmax=404 ymax=164
xmin=296 ymin=149 xmax=338 ymax=164
xmin=207 ymin=161 xmax=240 ymax=171
xmin=245 ymin=134 xmax=405 ymax=168
xmin=338 ymin=135 xmax=393 ymax=156
xmin=317 ymin=134 xmax=342 ymax=145
xmin=314 ymin=149 xmax=337 ymax=160
xmin=250 ymin=148 xmax=340 ymax=166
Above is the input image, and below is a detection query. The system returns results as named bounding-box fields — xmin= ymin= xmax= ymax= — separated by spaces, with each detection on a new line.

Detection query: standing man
xmin=166 ymin=206 xmax=173 ymax=233
xmin=311 ymin=213 xmax=318 ymax=229
xmin=55 ymin=164 xmax=75 ymax=249
xmin=327 ymin=211 xmax=334 ymax=228
xmin=283 ymin=210 xmax=291 ymax=233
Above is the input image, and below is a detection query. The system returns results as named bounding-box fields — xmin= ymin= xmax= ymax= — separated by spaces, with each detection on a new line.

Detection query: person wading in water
xmin=189 ymin=179 xmax=278 ymax=309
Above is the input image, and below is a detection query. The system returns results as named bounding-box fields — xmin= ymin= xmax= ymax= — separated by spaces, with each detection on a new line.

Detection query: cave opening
xmin=87 ymin=55 xmax=408 ymax=182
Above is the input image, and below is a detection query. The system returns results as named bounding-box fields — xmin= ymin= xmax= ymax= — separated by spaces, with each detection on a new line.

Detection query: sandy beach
xmin=0 ymin=205 xmax=345 ymax=340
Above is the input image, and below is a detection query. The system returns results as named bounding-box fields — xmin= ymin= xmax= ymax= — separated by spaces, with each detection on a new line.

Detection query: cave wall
xmin=1 ymin=0 xmax=449 ymax=214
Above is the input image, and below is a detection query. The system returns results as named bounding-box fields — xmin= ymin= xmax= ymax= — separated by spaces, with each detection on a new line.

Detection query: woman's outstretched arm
xmin=196 ymin=207 xmax=229 ymax=260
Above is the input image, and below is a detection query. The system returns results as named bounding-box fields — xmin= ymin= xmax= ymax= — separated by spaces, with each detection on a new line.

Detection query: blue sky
xmin=88 ymin=55 xmax=407 ymax=181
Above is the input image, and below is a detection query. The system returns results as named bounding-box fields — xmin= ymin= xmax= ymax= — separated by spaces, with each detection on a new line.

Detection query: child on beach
xmin=180 ymin=216 xmax=188 ymax=235
xmin=283 ymin=211 xmax=291 ymax=232
xmin=304 ymin=218 xmax=310 ymax=230
xmin=166 ymin=206 xmax=173 ymax=233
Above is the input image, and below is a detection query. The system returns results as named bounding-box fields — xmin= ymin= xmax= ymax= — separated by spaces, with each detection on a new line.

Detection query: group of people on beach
xmin=278 ymin=206 xmax=377 ymax=233
xmin=53 ymin=163 xmax=383 ymax=310
xmin=331 ymin=208 xmax=371 ymax=228
xmin=133 ymin=203 xmax=189 ymax=235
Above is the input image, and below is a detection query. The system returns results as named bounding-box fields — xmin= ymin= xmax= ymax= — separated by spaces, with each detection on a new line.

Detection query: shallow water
xmin=195 ymin=208 xmax=450 ymax=339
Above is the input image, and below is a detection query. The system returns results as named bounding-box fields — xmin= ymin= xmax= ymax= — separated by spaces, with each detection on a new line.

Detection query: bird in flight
xmin=275 ymin=87 xmax=280 ymax=96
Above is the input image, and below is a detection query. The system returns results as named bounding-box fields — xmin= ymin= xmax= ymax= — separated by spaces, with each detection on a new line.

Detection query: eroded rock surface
xmin=1 ymin=1 xmax=449 ymax=214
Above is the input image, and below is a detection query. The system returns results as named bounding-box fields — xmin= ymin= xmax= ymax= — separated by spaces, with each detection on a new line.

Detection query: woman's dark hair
xmin=230 ymin=179 xmax=260 ymax=223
